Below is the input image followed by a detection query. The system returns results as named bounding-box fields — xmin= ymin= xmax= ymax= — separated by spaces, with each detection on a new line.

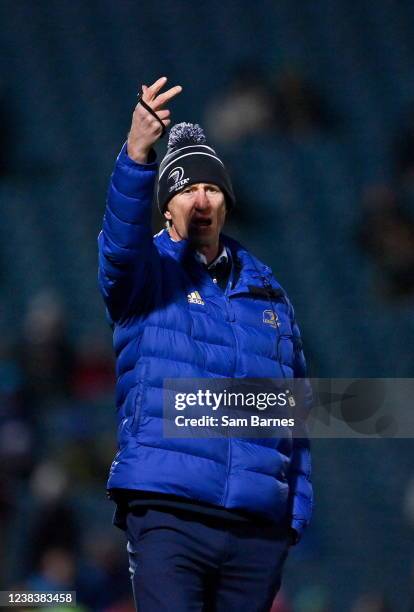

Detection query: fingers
xmin=141 ymin=77 xmax=182 ymax=106
xmin=152 ymin=85 xmax=182 ymax=110
xmin=133 ymin=103 xmax=170 ymax=129
xmin=157 ymin=109 xmax=171 ymax=120
xmin=133 ymin=77 xmax=181 ymax=139
xmin=146 ymin=76 xmax=168 ymax=100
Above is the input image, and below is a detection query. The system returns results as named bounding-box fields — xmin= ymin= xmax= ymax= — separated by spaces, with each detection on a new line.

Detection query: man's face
xmin=164 ymin=183 xmax=226 ymax=248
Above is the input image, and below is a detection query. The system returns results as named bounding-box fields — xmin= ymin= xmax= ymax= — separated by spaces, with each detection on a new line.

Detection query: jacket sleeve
xmin=98 ymin=143 xmax=159 ymax=323
xmin=287 ymin=304 xmax=314 ymax=543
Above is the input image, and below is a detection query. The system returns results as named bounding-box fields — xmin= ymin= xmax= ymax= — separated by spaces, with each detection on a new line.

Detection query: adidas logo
xmin=187 ymin=291 xmax=205 ymax=305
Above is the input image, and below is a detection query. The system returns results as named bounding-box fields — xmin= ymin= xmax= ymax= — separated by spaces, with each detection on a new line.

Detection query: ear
xmin=164 ymin=209 xmax=172 ymax=220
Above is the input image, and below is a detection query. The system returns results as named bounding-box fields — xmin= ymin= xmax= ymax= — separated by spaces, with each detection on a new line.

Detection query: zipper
xmin=220 ymin=290 xmax=239 ymax=506
xmin=221 ymin=268 xmax=276 ymax=506
xmin=221 ymin=426 xmax=232 ymax=506
xmin=220 ymin=277 xmax=286 ymax=505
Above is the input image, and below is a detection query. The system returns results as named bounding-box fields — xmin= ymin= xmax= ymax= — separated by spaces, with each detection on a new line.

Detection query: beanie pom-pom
xmin=167 ymin=122 xmax=206 ymax=151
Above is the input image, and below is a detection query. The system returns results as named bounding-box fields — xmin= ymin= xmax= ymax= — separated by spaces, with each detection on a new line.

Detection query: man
xmin=98 ymin=76 xmax=313 ymax=611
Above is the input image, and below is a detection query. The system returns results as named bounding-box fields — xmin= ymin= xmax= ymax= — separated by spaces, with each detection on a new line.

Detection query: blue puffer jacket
xmin=98 ymin=144 xmax=313 ymax=539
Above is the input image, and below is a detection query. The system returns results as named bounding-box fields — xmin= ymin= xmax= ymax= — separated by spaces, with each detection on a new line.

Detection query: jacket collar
xmin=154 ymin=229 xmax=284 ymax=296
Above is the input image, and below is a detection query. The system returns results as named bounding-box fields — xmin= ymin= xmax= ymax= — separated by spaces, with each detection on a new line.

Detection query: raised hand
xmin=127 ymin=76 xmax=182 ymax=163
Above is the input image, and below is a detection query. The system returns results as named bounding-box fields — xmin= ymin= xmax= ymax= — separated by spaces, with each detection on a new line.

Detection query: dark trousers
xmin=125 ymin=507 xmax=291 ymax=612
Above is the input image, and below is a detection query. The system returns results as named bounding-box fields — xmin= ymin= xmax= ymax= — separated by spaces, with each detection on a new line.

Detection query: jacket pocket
xmin=126 ymin=508 xmax=150 ymax=549
xmin=277 ymin=333 xmax=294 ymax=364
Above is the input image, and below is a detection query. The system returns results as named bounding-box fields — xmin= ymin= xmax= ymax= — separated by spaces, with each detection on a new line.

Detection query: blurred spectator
xmin=59 ymin=438 xmax=112 ymax=486
xmin=17 ymin=289 xmax=75 ymax=404
xmin=272 ymin=65 xmax=336 ymax=137
xmin=104 ymin=600 xmax=135 ymax=612
xmin=204 ymin=63 xmax=277 ymax=144
xmin=0 ymin=336 xmax=33 ymax=475
xmin=293 ymin=584 xmax=331 ymax=612
xmin=0 ymin=336 xmax=34 ymax=584
xmin=350 ymin=591 xmax=392 ymax=612
xmin=204 ymin=63 xmax=336 ymax=146
xmin=71 ymin=331 xmax=114 ymax=401
xmin=357 ymin=184 xmax=414 ymax=298
xmin=77 ymin=530 xmax=132 ymax=610
xmin=25 ymin=547 xmax=76 ymax=592
xmin=0 ymin=335 xmax=27 ymax=423
xmin=26 ymin=462 xmax=79 ymax=574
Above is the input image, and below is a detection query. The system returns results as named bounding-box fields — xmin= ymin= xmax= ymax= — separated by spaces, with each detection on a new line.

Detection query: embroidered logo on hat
xmin=168 ymin=166 xmax=190 ymax=193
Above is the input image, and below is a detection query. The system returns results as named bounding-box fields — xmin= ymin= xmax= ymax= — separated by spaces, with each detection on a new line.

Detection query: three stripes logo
xmin=187 ymin=291 xmax=205 ymax=305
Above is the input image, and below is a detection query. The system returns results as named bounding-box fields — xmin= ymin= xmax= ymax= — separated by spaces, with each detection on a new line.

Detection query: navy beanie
xmin=157 ymin=123 xmax=235 ymax=213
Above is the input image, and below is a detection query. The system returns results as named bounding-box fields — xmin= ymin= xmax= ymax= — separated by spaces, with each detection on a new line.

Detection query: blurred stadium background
xmin=1 ymin=1 xmax=414 ymax=610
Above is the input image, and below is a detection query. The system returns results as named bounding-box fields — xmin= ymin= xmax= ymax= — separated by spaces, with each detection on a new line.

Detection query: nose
xmin=194 ymin=186 xmax=209 ymax=209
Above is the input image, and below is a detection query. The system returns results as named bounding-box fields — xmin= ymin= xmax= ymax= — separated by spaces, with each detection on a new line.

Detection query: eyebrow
xmin=183 ymin=184 xmax=219 ymax=190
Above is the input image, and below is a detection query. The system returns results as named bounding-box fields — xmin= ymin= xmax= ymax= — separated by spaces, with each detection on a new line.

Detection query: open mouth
xmin=190 ymin=218 xmax=212 ymax=229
